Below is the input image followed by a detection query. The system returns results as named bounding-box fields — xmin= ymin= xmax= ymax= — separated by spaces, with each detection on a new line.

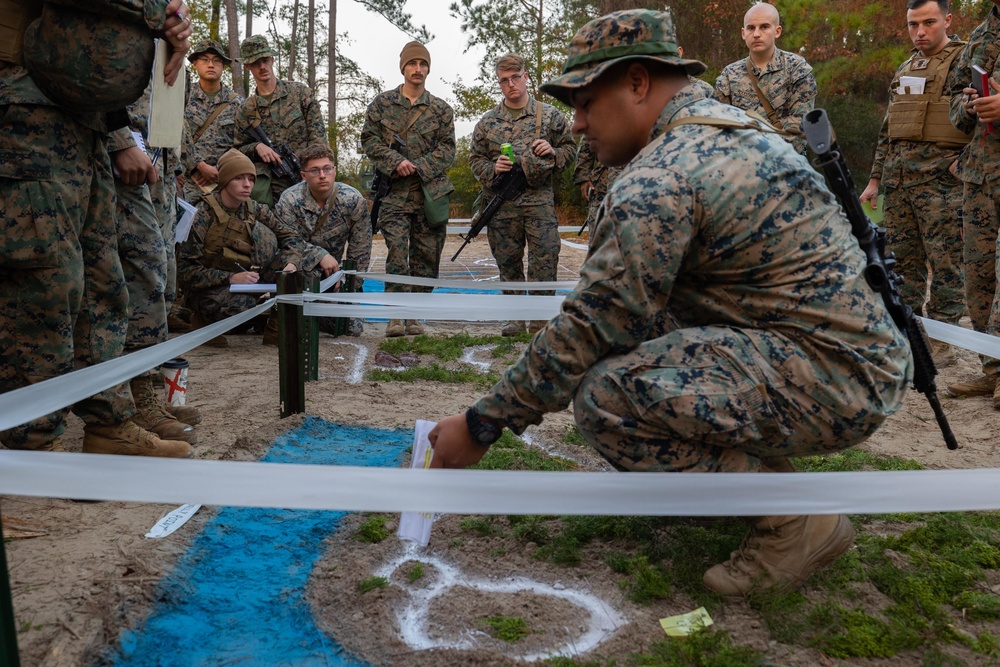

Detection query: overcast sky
xmin=336 ymin=1 xmax=489 ymax=138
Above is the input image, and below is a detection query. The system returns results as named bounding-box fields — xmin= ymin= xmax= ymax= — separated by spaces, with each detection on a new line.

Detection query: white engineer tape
xmin=302 ymin=293 xmax=564 ymax=321
xmin=354 ymin=272 xmax=578 ymax=291
xmin=561 ymin=239 xmax=590 ymax=251
xmin=445 ymin=224 xmax=583 ymax=235
xmin=920 ymin=317 xmax=1000 ymax=359
xmin=0 ymin=300 xmax=274 ymax=433
xmin=2 ymin=451 xmax=999 ymax=515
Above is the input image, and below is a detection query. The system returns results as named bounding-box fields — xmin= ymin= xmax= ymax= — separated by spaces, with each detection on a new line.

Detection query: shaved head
xmin=744 ymin=2 xmax=780 ymax=28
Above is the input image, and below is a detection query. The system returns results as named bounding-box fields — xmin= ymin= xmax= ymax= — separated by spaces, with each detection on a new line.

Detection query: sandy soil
xmin=3 ymin=234 xmax=999 ymax=666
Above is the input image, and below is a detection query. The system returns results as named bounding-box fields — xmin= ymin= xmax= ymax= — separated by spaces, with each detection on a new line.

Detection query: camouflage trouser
xmin=115 ymin=182 xmax=168 ymax=350
xmin=962 ymin=181 xmax=1000 ymax=373
xmin=884 ymin=179 xmax=965 ymax=324
xmin=379 ymin=187 xmax=446 ymax=295
xmin=487 ymin=202 xmax=560 ymax=297
xmin=148 ymin=161 xmax=179 ymax=315
xmin=573 ymin=325 xmax=906 ymax=473
xmin=0 ymin=103 xmax=133 ymax=449
xmin=186 ymin=222 xmax=284 ymax=323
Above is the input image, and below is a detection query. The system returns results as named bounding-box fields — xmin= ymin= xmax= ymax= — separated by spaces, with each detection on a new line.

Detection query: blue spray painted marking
xmin=111 ymin=418 xmax=412 ymax=667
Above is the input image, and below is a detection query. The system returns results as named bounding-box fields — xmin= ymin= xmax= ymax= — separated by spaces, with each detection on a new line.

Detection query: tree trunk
xmin=244 ymin=0 xmax=253 ymax=93
xmin=224 ymin=0 xmax=244 ymax=97
xmin=307 ymin=0 xmax=316 ymax=89
xmin=289 ymin=0 xmax=299 ymax=80
xmin=328 ymin=0 xmax=337 ymax=160
xmin=210 ymin=0 xmax=221 ymax=41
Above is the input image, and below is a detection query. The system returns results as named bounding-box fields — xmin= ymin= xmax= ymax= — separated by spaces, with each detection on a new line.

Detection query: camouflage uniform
xmin=274 ymin=181 xmax=372 ymax=271
xmin=469 ymin=97 xmax=575 ymax=296
xmin=477 ymin=83 xmax=912 ymax=473
xmin=234 ymin=76 xmax=327 ymax=205
xmin=714 ymin=48 xmax=816 ymax=154
xmin=182 ymin=77 xmax=242 ymax=203
xmin=177 ymin=191 xmax=326 ymax=323
xmin=572 ymin=139 xmax=622 ymax=242
xmin=0 ymin=1 xmax=170 ymax=449
xmin=361 ymin=86 xmax=455 ymax=294
xmin=948 ymin=6 xmax=1000 ymax=373
xmin=869 ymin=38 xmax=969 ymax=325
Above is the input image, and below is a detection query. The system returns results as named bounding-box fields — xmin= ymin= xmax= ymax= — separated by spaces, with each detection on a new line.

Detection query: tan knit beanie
xmin=216 ymin=149 xmax=256 ymax=188
xmin=399 ymin=41 xmax=431 ymax=73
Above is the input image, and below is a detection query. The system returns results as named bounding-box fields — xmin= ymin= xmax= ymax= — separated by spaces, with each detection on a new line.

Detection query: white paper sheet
xmin=398 ymin=420 xmax=437 ymax=546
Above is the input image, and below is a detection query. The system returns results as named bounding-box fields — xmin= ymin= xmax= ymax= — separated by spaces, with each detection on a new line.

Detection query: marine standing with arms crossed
xmin=429 ymin=9 xmax=912 ymax=597
xmin=361 ymin=40 xmax=456 ymax=339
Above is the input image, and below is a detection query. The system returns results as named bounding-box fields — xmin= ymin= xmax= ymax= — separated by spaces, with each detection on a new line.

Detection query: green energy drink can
xmin=501 ymin=143 xmax=515 ymax=161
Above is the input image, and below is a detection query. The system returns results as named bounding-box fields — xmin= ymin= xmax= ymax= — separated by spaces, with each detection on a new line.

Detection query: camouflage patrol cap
xmin=240 ymin=35 xmax=273 ymax=64
xmin=540 ymin=9 xmax=707 ymax=105
xmin=188 ymin=39 xmax=232 ymax=65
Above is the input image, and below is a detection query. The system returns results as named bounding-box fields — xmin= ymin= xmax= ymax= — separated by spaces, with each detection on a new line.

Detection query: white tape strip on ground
xmin=0 ymin=300 xmax=274 ymax=433
xmin=302 ymin=293 xmax=564 ymax=321
xmin=920 ymin=317 xmax=1000 ymax=359
xmin=2 ymin=451 xmax=999 ymax=515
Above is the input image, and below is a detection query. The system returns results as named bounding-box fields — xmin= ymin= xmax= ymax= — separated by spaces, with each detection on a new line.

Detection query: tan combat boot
xmin=262 ymin=315 xmax=279 ymax=346
xmin=527 ymin=320 xmax=548 ymax=334
xmin=947 ymin=373 xmax=997 ymax=398
xmin=405 ymin=319 xmax=424 ymax=336
xmin=190 ymin=311 xmax=228 ymax=348
xmin=702 ymin=514 xmax=855 ymax=597
xmin=165 ymin=404 xmax=203 ymax=426
xmin=930 ymin=340 xmax=956 ymax=368
xmin=83 ymin=420 xmax=194 ymax=458
xmin=386 ymin=319 xmax=405 ymax=337
xmin=130 ymin=375 xmax=198 ymax=444
xmin=501 ymin=321 xmax=525 ymax=337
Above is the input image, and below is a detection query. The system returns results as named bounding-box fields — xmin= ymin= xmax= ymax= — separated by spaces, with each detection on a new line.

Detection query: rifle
xmin=451 ymin=164 xmax=528 ymax=262
xmin=369 ymin=135 xmax=405 ymax=235
xmin=803 ymin=108 xmax=957 ymax=450
xmin=246 ymin=123 xmax=302 ymax=184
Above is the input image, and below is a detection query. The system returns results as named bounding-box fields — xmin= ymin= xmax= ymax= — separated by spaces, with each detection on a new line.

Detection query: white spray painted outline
xmin=326 ymin=341 xmax=368 ymax=385
xmin=460 ymin=344 xmax=497 ymax=373
xmin=375 ymin=544 xmax=624 ymax=662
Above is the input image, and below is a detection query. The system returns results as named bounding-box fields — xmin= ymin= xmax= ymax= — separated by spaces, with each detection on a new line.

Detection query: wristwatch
xmin=465 ymin=405 xmax=502 ymax=446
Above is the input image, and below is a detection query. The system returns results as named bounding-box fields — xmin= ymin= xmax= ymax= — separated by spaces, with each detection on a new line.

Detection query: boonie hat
xmin=188 ymin=39 xmax=232 ymax=64
xmin=540 ymin=9 xmax=706 ymax=106
xmin=240 ymin=35 xmax=274 ymax=64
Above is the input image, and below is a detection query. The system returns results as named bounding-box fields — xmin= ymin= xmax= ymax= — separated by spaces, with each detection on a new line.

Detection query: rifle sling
xmin=744 ymin=58 xmax=802 ymax=135
xmin=309 ymin=184 xmax=338 ymax=241
xmin=658 ymin=114 xmax=792 ymax=139
xmin=192 ymin=101 xmax=231 ymax=144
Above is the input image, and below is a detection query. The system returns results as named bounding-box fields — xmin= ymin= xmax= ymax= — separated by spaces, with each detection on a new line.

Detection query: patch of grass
xmin=509 ymin=515 xmax=552 ymax=545
xmin=630 ymin=628 xmax=767 ymax=666
xmin=561 ymin=425 xmax=589 ymax=447
xmin=615 ymin=555 xmax=671 ymax=604
xmin=460 ymin=516 xmax=501 ymax=537
xmin=379 ymin=332 xmax=524 ymax=361
xmin=798 ymin=447 xmax=924 ymax=472
xmin=358 ymin=576 xmax=388 ymax=594
xmin=480 ymin=615 xmax=533 ymax=642
xmin=406 ymin=562 xmax=425 ymax=583
xmin=366 ymin=362 xmax=500 ymax=388
xmin=972 ymin=631 xmax=1000 ymax=657
xmin=808 ymin=603 xmax=921 ymax=658
xmin=356 ymin=515 xmax=390 ymax=543
xmin=953 ymin=590 xmax=1000 ymax=621
xmin=472 ymin=431 xmax=577 ymax=472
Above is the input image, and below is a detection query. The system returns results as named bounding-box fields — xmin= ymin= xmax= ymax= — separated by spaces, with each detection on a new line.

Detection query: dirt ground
xmin=3 ymin=234 xmax=999 ymax=666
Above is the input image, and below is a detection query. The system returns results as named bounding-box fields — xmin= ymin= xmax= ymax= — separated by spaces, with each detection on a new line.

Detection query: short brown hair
xmin=297 ymin=143 xmax=335 ymax=169
xmin=495 ymin=53 xmax=525 ymax=74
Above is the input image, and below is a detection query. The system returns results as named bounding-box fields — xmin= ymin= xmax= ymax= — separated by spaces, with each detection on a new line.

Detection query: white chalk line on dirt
xmin=3 ymin=451 xmax=1000 ymax=515
xmin=325 ymin=341 xmax=368 ymax=385
xmin=376 ymin=543 xmax=624 ymax=661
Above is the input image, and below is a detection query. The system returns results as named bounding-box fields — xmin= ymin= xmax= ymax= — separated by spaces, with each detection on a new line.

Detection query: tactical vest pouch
xmin=888 ymin=96 xmax=971 ymax=147
xmin=22 ymin=5 xmax=154 ymax=112
xmin=0 ymin=0 xmax=40 ymax=66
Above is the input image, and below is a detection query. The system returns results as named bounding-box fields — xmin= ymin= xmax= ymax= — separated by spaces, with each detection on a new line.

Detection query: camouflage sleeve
xmin=302 ymin=86 xmax=328 ymax=148
xmin=475 ymin=166 xmax=694 ymax=431
xmin=360 ymin=98 xmax=405 ymax=176
xmin=713 ymin=69 xmax=733 ymax=105
xmin=412 ymin=101 xmax=456 ymax=182
xmin=784 ymin=62 xmax=816 ymax=154
xmin=177 ymin=203 xmax=232 ymax=291
xmin=574 ymin=140 xmax=595 ymax=185
xmin=469 ymin=116 xmax=498 ymax=190
xmin=259 ymin=204 xmax=308 ymax=269
xmin=345 ymin=191 xmax=373 ymax=269
xmin=46 ymin=0 xmax=165 ymax=30
xmin=107 ymin=127 xmax=138 ymax=153
xmin=869 ymin=104 xmax=891 ymax=181
xmin=233 ymin=103 xmax=261 ymax=159
xmin=550 ymin=108 xmax=576 ymax=173
xmin=947 ymin=44 xmax=978 ymax=134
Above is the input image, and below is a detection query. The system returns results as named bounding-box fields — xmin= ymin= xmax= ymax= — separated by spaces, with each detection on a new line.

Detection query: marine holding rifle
xmin=361 ymin=40 xmax=456 ymax=339
xmin=234 ymin=34 xmax=327 ymax=207
xmin=429 ymin=9 xmax=912 ymax=597
xmin=469 ymin=53 xmax=575 ymax=337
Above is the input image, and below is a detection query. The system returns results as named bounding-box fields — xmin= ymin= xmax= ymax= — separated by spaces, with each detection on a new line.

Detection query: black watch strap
xmin=465 ymin=406 xmax=502 ymax=446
